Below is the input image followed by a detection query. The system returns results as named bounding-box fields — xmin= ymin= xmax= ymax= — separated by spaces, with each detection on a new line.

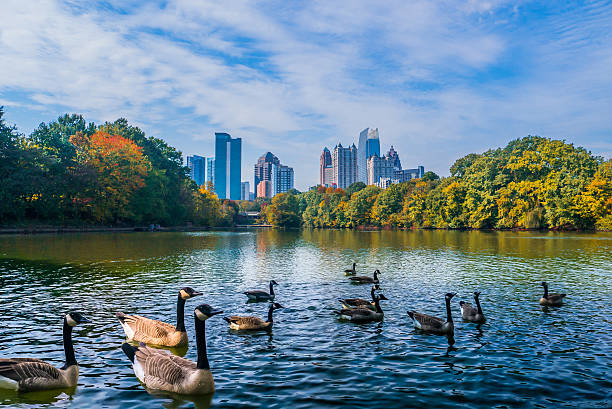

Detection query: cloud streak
xmin=0 ymin=0 xmax=610 ymax=189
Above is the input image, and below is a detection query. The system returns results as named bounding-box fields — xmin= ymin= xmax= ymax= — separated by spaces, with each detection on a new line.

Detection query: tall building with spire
xmin=254 ymin=152 xmax=294 ymax=198
xmin=386 ymin=145 xmax=401 ymax=170
xmin=357 ymin=128 xmax=380 ymax=183
xmin=320 ymin=147 xmax=333 ymax=187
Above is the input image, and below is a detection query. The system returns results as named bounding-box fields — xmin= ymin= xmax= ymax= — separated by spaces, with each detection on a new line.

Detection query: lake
xmin=0 ymin=230 xmax=610 ymax=408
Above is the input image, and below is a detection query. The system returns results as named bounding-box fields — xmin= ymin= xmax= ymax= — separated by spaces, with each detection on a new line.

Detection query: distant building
xmin=206 ymin=158 xmax=215 ymax=188
xmin=214 ymin=132 xmax=241 ymax=200
xmin=254 ymin=152 xmax=280 ymax=192
xmin=375 ymin=177 xmax=397 ymax=189
xmin=320 ymin=147 xmax=333 ymax=187
xmin=385 ymin=146 xmax=402 ymax=170
xmin=367 ymin=155 xmax=396 ymax=185
xmin=241 ymin=181 xmax=251 ymax=201
xmin=395 ymin=166 xmax=425 ymax=182
xmin=357 ymin=128 xmax=380 ymax=183
xmin=332 ymin=142 xmax=358 ymax=189
xmin=254 ymin=152 xmax=294 ymax=197
xmin=257 ymin=180 xmax=273 ymax=198
xmin=186 ymin=155 xmax=206 ymax=186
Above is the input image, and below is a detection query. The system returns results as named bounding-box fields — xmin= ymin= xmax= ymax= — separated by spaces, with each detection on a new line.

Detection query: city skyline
xmin=2 ymin=2 xmax=611 ymax=191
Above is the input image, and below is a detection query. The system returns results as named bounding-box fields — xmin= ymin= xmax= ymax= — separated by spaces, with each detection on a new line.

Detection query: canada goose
xmin=459 ymin=291 xmax=486 ymax=324
xmin=348 ymin=269 xmax=380 ymax=284
xmin=339 ymin=284 xmax=380 ymax=310
xmin=116 ymin=287 xmax=202 ymax=348
xmin=540 ymin=281 xmax=566 ymax=306
xmin=407 ymin=292 xmax=456 ymax=336
xmin=334 ymin=294 xmax=388 ymax=323
xmin=243 ymin=280 xmax=278 ymax=301
xmin=223 ymin=303 xmax=284 ymax=331
xmin=121 ymin=304 xmax=223 ymax=395
xmin=344 ymin=262 xmax=357 ymax=275
xmin=0 ymin=312 xmax=89 ymax=392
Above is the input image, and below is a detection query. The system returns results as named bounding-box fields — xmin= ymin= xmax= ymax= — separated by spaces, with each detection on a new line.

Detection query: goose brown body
xmin=339 ymin=285 xmax=379 ymax=310
xmin=116 ymin=287 xmax=201 ymax=348
xmin=459 ymin=291 xmax=486 ymax=324
xmin=348 ymin=269 xmax=380 ymax=284
xmin=0 ymin=312 xmax=88 ymax=392
xmin=335 ymin=294 xmax=387 ymax=323
xmin=121 ymin=304 xmax=222 ymax=395
xmin=408 ymin=293 xmax=456 ymax=335
xmin=224 ymin=303 xmax=283 ymax=331
xmin=539 ymin=282 xmax=566 ymax=306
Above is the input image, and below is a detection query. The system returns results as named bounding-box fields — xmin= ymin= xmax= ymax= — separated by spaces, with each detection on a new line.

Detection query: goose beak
xmin=191 ymin=291 xmax=203 ymax=297
xmin=79 ymin=317 xmax=90 ymax=324
xmin=210 ymin=310 xmax=223 ymax=316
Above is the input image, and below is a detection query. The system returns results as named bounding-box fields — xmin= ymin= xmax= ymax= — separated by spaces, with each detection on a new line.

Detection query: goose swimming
xmin=244 ymin=280 xmax=278 ymax=301
xmin=223 ymin=303 xmax=284 ymax=331
xmin=407 ymin=292 xmax=456 ymax=336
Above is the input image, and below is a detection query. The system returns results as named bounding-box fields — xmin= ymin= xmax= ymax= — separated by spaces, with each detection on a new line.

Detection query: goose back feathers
xmin=335 ymin=294 xmax=388 ymax=323
xmin=339 ymin=285 xmax=379 ymax=310
xmin=459 ymin=291 xmax=486 ymax=323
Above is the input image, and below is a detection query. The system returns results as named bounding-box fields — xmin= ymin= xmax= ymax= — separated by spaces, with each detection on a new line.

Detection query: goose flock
xmin=0 ymin=263 xmax=567 ymax=397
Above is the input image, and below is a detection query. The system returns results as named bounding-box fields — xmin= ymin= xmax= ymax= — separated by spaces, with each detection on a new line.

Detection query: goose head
xmin=194 ymin=304 xmax=223 ymax=321
xmin=445 ymin=292 xmax=457 ymax=301
xmin=473 ymin=291 xmax=481 ymax=298
xmin=270 ymin=280 xmax=279 ymax=286
xmin=65 ymin=311 xmax=89 ymax=327
xmin=540 ymin=281 xmax=548 ymax=288
xmin=179 ymin=287 xmax=203 ymax=300
xmin=377 ymin=294 xmax=388 ymax=301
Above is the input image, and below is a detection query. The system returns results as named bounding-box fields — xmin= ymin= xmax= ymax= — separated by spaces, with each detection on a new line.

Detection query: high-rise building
xmin=357 ymin=128 xmax=380 ymax=183
xmin=214 ymin=132 xmax=241 ymax=200
xmin=332 ymin=143 xmax=358 ymax=189
xmin=206 ymin=158 xmax=215 ymax=189
xmin=257 ymin=180 xmax=273 ymax=198
xmin=254 ymin=152 xmax=280 ymax=191
xmin=186 ymin=155 xmax=206 ymax=186
xmin=254 ymin=152 xmax=293 ymax=197
xmin=386 ymin=146 xmax=402 ymax=170
xmin=241 ymin=181 xmax=251 ymax=201
xmin=320 ymin=147 xmax=333 ymax=186
xmin=367 ymin=155 xmax=396 ymax=185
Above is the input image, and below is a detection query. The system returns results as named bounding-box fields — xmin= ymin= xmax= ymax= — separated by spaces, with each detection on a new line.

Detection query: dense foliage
xmin=0 ymin=108 xmax=237 ymax=227
xmin=1 ymin=108 xmax=609 ymax=230
xmin=263 ymin=136 xmax=610 ymax=230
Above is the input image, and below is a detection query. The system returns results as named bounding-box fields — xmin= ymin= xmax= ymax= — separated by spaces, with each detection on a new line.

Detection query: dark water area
xmin=0 ymin=230 xmax=610 ymax=408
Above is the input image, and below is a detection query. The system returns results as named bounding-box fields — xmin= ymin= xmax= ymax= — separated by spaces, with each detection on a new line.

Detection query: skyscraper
xmin=214 ymin=132 xmax=241 ymax=200
xmin=357 ymin=128 xmax=380 ymax=183
xmin=332 ymin=143 xmax=358 ymax=189
xmin=241 ymin=182 xmax=250 ymax=201
xmin=367 ymin=155 xmax=395 ymax=185
xmin=186 ymin=155 xmax=206 ymax=186
xmin=254 ymin=152 xmax=280 ymax=191
xmin=320 ymin=147 xmax=333 ymax=186
xmin=206 ymin=158 xmax=215 ymax=189
xmin=254 ymin=152 xmax=293 ymax=197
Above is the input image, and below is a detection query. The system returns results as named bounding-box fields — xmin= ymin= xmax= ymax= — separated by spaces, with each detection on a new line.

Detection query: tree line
xmin=0 ymin=108 xmax=240 ymax=227
xmin=1 ymin=108 xmax=610 ymax=230
xmin=263 ymin=136 xmax=611 ymax=230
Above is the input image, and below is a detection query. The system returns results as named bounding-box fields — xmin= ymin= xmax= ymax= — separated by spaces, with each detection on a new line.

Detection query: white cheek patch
xmin=180 ymin=290 xmax=189 ymax=299
xmin=66 ymin=315 xmax=78 ymax=327
xmin=195 ymin=310 xmax=208 ymax=321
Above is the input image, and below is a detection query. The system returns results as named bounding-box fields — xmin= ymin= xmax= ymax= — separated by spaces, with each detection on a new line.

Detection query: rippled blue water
xmin=0 ymin=230 xmax=610 ymax=408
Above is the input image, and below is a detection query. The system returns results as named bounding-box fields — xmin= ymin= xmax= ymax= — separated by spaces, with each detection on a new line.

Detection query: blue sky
xmin=1 ymin=0 xmax=611 ymax=190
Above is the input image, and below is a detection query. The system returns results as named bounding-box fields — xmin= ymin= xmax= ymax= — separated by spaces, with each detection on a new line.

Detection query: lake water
xmin=0 ymin=230 xmax=610 ymax=408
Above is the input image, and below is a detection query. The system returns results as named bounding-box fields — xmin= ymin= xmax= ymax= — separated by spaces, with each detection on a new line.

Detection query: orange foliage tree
xmin=70 ymin=131 xmax=150 ymax=223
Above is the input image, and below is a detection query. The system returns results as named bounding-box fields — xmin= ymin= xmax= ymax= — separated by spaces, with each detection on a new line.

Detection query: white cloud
xmin=0 ymin=0 xmax=610 ymax=189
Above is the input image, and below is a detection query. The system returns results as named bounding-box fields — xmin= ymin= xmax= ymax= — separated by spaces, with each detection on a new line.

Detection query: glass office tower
xmin=214 ymin=132 xmax=242 ymax=200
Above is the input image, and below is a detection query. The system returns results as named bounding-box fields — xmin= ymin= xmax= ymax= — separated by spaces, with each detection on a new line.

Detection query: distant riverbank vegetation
xmin=1 ymin=108 xmax=610 ymax=231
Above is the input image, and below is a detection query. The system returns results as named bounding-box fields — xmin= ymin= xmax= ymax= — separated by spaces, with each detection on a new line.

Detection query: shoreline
xmin=0 ymin=224 xmax=605 ymax=235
